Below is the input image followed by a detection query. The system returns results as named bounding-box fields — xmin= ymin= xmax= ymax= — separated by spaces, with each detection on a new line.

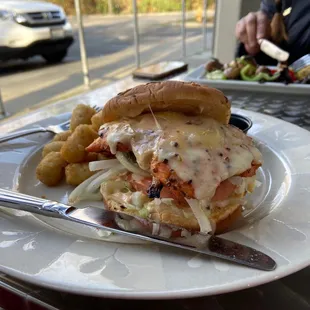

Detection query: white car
xmin=0 ymin=0 xmax=74 ymax=63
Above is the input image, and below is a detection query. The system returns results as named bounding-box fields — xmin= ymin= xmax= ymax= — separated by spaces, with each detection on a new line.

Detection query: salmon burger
xmin=83 ymin=81 xmax=262 ymax=235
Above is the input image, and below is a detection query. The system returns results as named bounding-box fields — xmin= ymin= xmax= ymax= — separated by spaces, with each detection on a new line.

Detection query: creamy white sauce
xmin=131 ymin=129 xmax=160 ymax=170
xmin=100 ymin=123 xmax=135 ymax=154
xmin=101 ymin=112 xmax=262 ymax=203
xmin=153 ymin=113 xmax=262 ymax=200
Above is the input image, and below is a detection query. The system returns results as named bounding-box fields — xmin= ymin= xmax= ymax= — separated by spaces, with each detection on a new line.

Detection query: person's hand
xmin=235 ymin=11 xmax=271 ymax=55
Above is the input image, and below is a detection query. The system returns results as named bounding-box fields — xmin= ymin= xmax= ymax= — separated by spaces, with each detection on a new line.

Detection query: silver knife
xmin=0 ymin=188 xmax=276 ymax=271
xmin=258 ymin=39 xmax=289 ymax=62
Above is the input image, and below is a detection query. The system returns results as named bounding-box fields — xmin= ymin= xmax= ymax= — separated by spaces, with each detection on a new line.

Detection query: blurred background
xmin=0 ymin=0 xmax=261 ymax=117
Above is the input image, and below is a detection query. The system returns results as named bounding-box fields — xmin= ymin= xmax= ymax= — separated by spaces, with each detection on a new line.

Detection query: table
xmin=1 ymin=76 xmax=310 ymax=310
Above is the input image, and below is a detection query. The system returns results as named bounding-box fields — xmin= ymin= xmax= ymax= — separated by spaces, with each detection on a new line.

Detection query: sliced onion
xmin=152 ymin=223 xmax=160 ymax=235
xmin=114 ymin=217 xmax=133 ymax=231
xmin=181 ymin=229 xmax=191 ymax=238
xmin=116 ymin=152 xmax=150 ymax=177
xmin=89 ymin=159 xmax=120 ymax=171
xmin=78 ymin=192 xmax=102 ymax=202
xmin=114 ymin=216 xmax=147 ymax=233
xmin=69 ymin=170 xmax=107 ymax=204
xmin=130 ymin=218 xmax=149 ymax=232
xmin=69 ymin=191 xmax=103 ymax=205
xmin=158 ymin=226 xmax=172 ymax=238
xmin=185 ymin=198 xmax=212 ymax=234
xmin=86 ymin=165 xmax=126 ymax=193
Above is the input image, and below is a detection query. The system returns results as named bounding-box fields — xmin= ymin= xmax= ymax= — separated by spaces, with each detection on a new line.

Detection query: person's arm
xmin=235 ymin=1 xmax=273 ymax=55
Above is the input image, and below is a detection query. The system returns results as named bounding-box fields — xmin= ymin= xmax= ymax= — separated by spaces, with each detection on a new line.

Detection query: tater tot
xmin=42 ymin=141 xmax=65 ymax=158
xmin=91 ymin=111 xmax=102 ymax=132
xmin=53 ymin=130 xmax=72 ymax=142
xmin=61 ymin=125 xmax=98 ymax=163
xmin=65 ymin=163 xmax=95 ymax=186
xmin=36 ymin=152 xmax=67 ymax=186
xmin=70 ymin=104 xmax=97 ymax=131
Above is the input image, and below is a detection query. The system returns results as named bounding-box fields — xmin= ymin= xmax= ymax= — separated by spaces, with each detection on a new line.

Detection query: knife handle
xmin=258 ymin=39 xmax=289 ymax=62
xmin=0 ymin=188 xmax=69 ymax=218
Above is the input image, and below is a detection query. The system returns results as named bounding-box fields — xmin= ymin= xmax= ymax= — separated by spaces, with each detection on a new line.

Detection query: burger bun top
xmin=101 ymin=81 xmax=231 ymax=124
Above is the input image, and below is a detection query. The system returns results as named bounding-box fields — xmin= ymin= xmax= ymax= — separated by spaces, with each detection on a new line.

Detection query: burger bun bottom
xmin=103 ymin=195 xmax=244 ymax=235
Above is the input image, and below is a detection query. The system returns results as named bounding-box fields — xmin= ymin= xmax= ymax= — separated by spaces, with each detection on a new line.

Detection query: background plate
xmin=185 ymin=65 xmax=310 ymax=95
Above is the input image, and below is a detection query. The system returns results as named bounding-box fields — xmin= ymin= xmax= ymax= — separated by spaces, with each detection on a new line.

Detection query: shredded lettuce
xmin=101 ymin=180 xmax=132 ymax=196
xmin=138 ymin=208 xmax=149 ymax=218
xmin=131 ymin=191 xmax=150 ymax=209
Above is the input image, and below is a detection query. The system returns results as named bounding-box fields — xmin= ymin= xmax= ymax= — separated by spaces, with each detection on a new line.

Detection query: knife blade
xmin=258 ymin=39 xmax=289 ymax=62
xmin=0 ymin=188 xmax=276 ymax=271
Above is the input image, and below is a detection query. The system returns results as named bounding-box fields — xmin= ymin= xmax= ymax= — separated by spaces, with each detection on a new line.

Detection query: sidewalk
xmin=26 ymin=50 xmax=211 ymax=112
xmin=68 ymin=10 xmax=214 ymax=27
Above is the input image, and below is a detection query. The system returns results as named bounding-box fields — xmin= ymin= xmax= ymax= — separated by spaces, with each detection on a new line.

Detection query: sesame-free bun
xmin=102 ymin=81 xmax=231 ymax=124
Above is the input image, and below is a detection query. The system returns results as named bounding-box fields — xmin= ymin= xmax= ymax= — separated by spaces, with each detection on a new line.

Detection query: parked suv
xmin=0 ymin=0 xmax=74 ymax=63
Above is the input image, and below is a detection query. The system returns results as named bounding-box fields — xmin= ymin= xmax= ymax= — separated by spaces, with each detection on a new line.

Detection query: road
xmin=0 ymin=14 xmax=213 ymax=115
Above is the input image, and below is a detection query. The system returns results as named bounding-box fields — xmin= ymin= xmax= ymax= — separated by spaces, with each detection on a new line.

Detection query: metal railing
xmin=181 ymin=0 xmax=187 ymax=58
xmin=0 ymin=90 xmax=7 ymax=120
xmin=202 ymin=0 xmax=208 ymax=51
xmin=74 ymin=0 xmax=90 ymax=88
xmin=132 ymin=0 xmax=140 ymax=68
xmin=74 ymin=0 xmax=212 ymax=87
xmin=0 ymin=0 xmax=213 ymax=120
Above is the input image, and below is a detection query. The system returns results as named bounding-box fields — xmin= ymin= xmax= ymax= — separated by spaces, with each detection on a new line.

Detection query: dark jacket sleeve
xmin=260 ymin=0 xmax=276 ymax=19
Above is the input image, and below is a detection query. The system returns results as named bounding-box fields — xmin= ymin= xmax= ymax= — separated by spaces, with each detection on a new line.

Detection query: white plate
xmin=184 ymin=65 xmax=310 ymax=95
xmin=1 ymin=108 xmax=310 ymax=299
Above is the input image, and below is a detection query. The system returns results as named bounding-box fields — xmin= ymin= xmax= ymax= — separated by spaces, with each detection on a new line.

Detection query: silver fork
xmin=0 ymin=105 xmax=101 ymax=144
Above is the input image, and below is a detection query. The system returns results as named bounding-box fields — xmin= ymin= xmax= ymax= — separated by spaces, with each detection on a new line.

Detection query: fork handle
xmin=0 ymin=127 xmax=51 ymax=144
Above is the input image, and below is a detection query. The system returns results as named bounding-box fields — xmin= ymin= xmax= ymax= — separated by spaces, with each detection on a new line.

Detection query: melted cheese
xmin=101 ymin=112 xmax=262 ymax=202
